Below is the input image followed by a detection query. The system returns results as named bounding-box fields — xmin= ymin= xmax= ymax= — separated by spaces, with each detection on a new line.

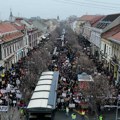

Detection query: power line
xmin=65 ymin=0 xmax=120 ymax=7
xmin=54 ymin=0 xmax=119 ymax=10
xmin=85 ymin=0 xmax=120 ymax=6
xmin=55 ymin=0 xmax=120 ymax=9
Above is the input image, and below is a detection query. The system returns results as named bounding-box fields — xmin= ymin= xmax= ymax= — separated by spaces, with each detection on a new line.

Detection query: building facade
xmin=0 ymin=22 xmax=24 ymax=70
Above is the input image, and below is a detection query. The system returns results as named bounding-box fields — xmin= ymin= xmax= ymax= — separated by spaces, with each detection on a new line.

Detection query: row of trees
xmin=20 ymin=22 xmax=117 ymax=112
xmin=21 ymin=27 xmax=61 ymax=103
xmin=63 ymin=24 xmax=117 ymax=108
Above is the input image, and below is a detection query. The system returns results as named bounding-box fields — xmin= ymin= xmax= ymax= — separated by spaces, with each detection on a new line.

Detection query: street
xmin=0 ymin=20 xmax=119 ymax=120
xmin=54 ymin=110 xmax=117 ymax=120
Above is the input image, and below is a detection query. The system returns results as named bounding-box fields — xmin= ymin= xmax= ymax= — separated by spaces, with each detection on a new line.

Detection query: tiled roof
xmin=111 ymin=32 xmax=120 ymax=41
xmin=15 ymin=17 xmax=23 ymax=21
xmin=32 ymin=20 xmax=47 ymax=32
xmin=0 ymin=22 xmax=17 ymax=33
xmin=13 ymin=23 xmax=25 ymax=31
xmin=96 ymin=13 xmax=120 ymax=29
xmin=80 ymin=15 xmax=104 ymax=26
xmin=91 ymin=16 xmax=105 ymax=26
xmin=102 ymin=24 xmax=120 ymax=38
xmin=80 ymin=15 xmax=98 ymax=21
xmin=102 ymin=13 xmax=120 ymax=22
xmin=2 ymin=31 xmax=24 ymax=42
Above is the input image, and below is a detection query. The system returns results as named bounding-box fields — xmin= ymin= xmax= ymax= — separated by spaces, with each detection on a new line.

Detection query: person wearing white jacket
xmin=66 ymin=107 xmax=69 ymax=116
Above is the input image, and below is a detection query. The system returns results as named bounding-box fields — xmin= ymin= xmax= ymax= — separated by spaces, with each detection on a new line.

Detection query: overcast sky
xmin=0 ymin=0 xmax=120 ymax=20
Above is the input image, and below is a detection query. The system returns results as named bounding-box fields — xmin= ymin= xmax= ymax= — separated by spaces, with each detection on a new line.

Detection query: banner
xmin=0 ymin=106 xmax=8 ymax=112
xmin=69 ymin=103 xmax=75 ymax=108
xmin=62 ymin=93 xmax=66 ymax=97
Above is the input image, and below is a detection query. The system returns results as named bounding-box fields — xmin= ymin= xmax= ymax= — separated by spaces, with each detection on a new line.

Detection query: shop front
xmin=100 ymin=53 xmax=110 ymax=74
xmin=117 ymin=65 xmax=120 ymax=85
xmin=0 ymin=65 xmax=4 ymax=74
xmin=4 ymin=54 xmax=15 ymax=70
xmin=110 ymin=60 xmax=119 ymax=84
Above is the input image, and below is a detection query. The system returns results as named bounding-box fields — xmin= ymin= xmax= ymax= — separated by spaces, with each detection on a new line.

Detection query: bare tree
xmin=64 ymin=26 xmax=117 ymax=108
xmin=22 ymin=28 xmax=60 ymax=104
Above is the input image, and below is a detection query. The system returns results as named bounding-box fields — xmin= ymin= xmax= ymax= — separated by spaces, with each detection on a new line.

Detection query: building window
xmin=109 ymin=47 xmax=110 ymax=56
xmin=104 ymin=44 xmax=106 ymax=54
xmin=4 ymin=49 xmax=6 ymax=58
xmin=26 ymin=39 xmax=27 ymax=45
xmin=0 ymin=45 xmax=1 ymax=60
xmin=10 ymin=46 xmax=12 ymax=54
xmin=14 ymin=44 xmax=16 ymax=51
xmin=7 ymin=47 xmax=9 ymax=55
xmin=13 ymin=44 xmax=14 ymax=52
xmin=18 ymin=42 xmax=19 ymax=49
xmin=13 ymin=44 xmax=15 ymax=52
xmin=29 ymin=36 xmax=31 ymax=43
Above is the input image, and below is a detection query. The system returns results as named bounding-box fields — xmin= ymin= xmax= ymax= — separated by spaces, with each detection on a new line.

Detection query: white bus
xmin=27 ymin=71 xmax=59 ymax=120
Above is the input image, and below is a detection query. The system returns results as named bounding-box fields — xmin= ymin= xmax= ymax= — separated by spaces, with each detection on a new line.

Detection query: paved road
xmin=0 ymin=105 xmax=117 ymax=120
xmin=0 ymin=107 xmax=25 ymax=120
xmin=54 ymin=110 xmax=96 ymax=120
xmin=54 ymin=110 xmax=117 ymax=120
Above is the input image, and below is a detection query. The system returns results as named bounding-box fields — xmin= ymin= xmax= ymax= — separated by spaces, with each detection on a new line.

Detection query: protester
xmin=81 ymin=109 xmax=85 ymax=120
xmin=71 ymin=113 xmax=76 ymax=120
xmin=99 ymin=114 xmax=103 ymax=120
xmin=65 ymin=106 xmax=69 ymax=116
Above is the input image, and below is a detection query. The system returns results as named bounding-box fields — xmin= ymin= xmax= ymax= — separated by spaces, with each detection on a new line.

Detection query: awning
xmin=78 ymin=72 xmax=94 ymax=82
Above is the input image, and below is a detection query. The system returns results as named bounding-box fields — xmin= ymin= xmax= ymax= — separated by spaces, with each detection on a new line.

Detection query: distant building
xmin=57 ymin=16 xmax=60 ymax=21
xmin=9 ymin=9 xmax=15 ymax=22
xmin=30 ymin=16 xmax=41 ymax=20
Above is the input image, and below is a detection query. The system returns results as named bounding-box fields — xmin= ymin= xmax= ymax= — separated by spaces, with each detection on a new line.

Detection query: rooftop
xmin=91 ymin=16 xmax=105 ymax=26
xmin=0 ymin=22 xmax=17 ymax=34
xmin=13 ymin=22 xmax=25 ymax=31
xmin=2 ymin=31 xmax=24 ymax=42
xmin=102 ymin=24 xmax=120 ymax=39
xmin=110 ymin=32 xmax=120 ymax=41
xmin=79 ymin=15 xmax=100 ymax=21
xmin=96 ymin=13 xmax=120 ymax=29
xmin=79 ymin=15 xmax=104 ymax=27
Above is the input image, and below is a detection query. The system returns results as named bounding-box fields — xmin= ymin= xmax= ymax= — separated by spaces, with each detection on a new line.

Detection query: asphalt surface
xmin=55 ymin=110 xmax=96 ymax=120
xmin=0 ymin=107 xmax=25 ymax=120
xmin=0 ymin=109 xmax=117 ymax=120
xmin=54 ymin=109 xmax=117 ymax=120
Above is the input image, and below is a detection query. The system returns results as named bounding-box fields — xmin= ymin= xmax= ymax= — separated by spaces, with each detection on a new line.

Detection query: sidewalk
xmin=0 ymin=107 xmax=26 ymax=120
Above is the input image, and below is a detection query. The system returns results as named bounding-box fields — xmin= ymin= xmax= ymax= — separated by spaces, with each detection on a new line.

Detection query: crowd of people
xmin=0 ymin=49 xmax=38 ymax=120
xmin=1 ymin=28 xmax=118 ymax=120
xmin=48 ymin=38 xmax=90 ymax=120
xmin=0 ymin=61 xmax=26 ymax=108
xmin=48 ymin=33 xmax=119 ymax=120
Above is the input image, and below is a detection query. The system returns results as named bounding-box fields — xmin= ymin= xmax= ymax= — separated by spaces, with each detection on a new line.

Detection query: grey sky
xmin=0 ymin=0 xmax=120 ymax=20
